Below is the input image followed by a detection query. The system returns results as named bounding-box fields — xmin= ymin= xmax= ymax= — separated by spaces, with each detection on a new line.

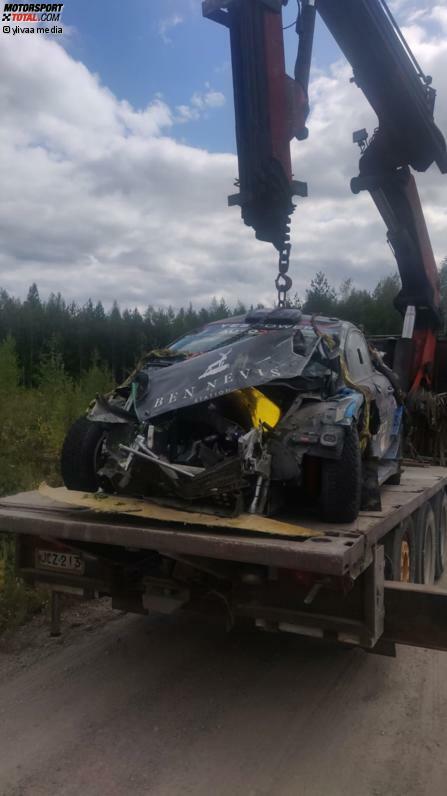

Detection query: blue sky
xmin=63 ymin=0 xmax=342 ymax=153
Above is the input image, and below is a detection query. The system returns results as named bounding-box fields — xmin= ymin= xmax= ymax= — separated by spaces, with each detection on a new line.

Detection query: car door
xmin=344 ymin=330 xmax=397 ymax=458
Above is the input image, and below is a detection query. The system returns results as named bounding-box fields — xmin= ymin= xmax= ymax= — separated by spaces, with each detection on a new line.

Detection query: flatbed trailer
xmin=1 ymin=465 xmax=447 ymax=654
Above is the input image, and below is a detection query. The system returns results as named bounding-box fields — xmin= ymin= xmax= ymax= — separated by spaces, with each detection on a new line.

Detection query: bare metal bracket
xmin=361 ymin=544 xmax=385 ymax=648
xmin=203 ymin=0 xmax=284 ymax=26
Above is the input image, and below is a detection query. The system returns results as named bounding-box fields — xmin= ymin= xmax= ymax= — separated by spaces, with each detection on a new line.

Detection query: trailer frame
xmin=1 ymin=465 xmax=447 ymax=653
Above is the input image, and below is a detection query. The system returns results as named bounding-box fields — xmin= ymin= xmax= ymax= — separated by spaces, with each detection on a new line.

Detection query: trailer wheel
xmin=320 ymin=425 xmax=361 ymax=523
xmin=387 ymin=517 xmax=416 ymax=582
xmin=435 ymin=492 xmax=447 ymax=579
xmin=416 ymin=503 xmax=436 ymax=585
xmin=61 ymin=416 xmax=106 ymax=492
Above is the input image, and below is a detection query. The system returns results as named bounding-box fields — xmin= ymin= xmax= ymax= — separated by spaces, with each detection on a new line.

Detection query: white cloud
xmin=158 ymin=14 xmax=184 ymax=45
xmin=191 ymin=89 xmax=226 ymax=110
xmin=0 ymin=35 xmax=239 ymax=308
xmin=176 ymin=87 xmax=226 ymax=122
xmin=0 ymin=3 xmax=445 ymax=312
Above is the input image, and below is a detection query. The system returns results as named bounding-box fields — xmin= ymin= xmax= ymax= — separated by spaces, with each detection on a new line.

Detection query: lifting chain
xmin=275 ymin=241 xmax=292 ymax=307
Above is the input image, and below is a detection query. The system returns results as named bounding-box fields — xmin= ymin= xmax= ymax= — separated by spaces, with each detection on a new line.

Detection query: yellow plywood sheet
xmin=39 ymin=484 xmax=319 ymax=539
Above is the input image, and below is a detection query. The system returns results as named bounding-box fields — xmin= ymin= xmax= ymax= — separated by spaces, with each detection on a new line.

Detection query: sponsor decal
xmin=198 ymin=350 xmax=231 ymax=380
xmin=150 ymin=363 xmax=282 ymax=412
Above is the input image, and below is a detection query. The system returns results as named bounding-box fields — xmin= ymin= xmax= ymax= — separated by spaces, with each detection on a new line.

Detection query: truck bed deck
xmin=1 ymin=466 xmax=446 ymax=580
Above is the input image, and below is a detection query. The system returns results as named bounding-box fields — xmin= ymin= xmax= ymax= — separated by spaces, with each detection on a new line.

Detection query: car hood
xmin=133 ymin=327 xmax=319 ymax=421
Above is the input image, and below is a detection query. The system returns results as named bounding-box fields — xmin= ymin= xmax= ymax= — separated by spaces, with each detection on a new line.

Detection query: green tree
xmin=369 ymin=274 xmax=402 ymax=335
xmin=339 ymin=278 xmax=353 ymax=303
xmin=302 ymin=271 xmax=337 ymax=315
xmin=0 ymin=337 xmax=36 ymax=495
xmin=0 ymin=336 xmax=20 ymax=391
xmin=337 ymin=286 xmax=374 ymax=329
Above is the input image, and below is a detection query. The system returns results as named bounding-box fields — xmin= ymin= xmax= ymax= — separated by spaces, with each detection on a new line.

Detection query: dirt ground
xmin=0 ymin=597 xmax=119 ymax=680
xmin=1 ymin=598 xmax=447 ymax=796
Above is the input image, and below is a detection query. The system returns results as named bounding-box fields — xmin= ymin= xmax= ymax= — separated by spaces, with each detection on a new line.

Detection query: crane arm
xmin=317 ymin=0 xmax=447 ymax=176
xmin=202 ymin=0 xmax=316 ymax=254
xmin=203 ymin=0 xmax=447 ymax=388
xmin=317 ymin=0 xmax=446 ymax=389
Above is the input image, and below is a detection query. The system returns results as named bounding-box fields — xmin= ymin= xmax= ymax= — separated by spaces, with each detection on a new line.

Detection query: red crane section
xmin=202 ymin=0 xmax=313 ymax=255
xmin=203 ymin=0 xmax=446 ymax=391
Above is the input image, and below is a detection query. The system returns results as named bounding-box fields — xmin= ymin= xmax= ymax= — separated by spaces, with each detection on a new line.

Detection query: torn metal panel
xmin=39 ymin=484 xmax=321 ymax=539
xmin=93 ymin=326 xmax=318 ymax=422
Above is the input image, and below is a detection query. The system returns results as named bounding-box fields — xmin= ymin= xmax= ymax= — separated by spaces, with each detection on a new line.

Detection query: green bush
xmin=0 ymin=339 xmax=112 ymax=631
xmin=0 ymin=534 xmax=48 ymax=633
xmin=0 ymin=338 xmax=112 ymax=497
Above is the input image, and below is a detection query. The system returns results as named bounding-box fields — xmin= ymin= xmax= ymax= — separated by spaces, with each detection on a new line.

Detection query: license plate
xmin=36 ymin=549 xmax=85 ymax=575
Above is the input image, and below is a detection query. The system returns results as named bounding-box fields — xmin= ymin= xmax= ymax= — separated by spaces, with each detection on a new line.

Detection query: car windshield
xmin=169 ymin=322 xmax=252 ymax=354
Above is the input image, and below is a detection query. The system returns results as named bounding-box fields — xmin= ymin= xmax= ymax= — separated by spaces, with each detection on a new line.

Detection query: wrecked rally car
xmin=61 ymin=308 xmax=403 ymax=523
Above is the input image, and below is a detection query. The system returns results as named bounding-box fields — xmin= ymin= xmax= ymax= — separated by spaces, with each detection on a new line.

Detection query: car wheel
xmin=61 ymin=416 xmax=106 ymax=492
xmin=416 ymin=503 xmax=436 ymax=585
xmin=320 ymin=425 xmax=361 ymax=523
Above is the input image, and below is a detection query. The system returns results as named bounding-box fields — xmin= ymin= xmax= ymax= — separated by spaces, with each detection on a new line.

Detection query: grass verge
xmin=0 ymin=534 xmax=48 ymax=634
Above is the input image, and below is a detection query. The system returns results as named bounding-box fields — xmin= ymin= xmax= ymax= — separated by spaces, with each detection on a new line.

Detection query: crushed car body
xmin=62 ymin=308 xmax=403 ymax=523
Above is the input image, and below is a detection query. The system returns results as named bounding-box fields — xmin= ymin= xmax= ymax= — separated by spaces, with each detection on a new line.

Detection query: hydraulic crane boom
xmin=317 ymin=0 xmax=446 ymax=391
xmin=203 ymin=0 xmax=316 ymax=305
xmin=203 ymin=0 xmax=447 ymax=391
xmin=317 ymin=0 xmax=447 ymax=175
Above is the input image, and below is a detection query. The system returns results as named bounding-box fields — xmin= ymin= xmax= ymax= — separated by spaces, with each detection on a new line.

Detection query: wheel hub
xmin=400 ymin=536 xmax=411 ymax=583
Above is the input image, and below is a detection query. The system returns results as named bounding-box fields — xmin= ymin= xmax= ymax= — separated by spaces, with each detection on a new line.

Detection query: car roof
xmin=207 ymin=309 xmax=356 ymax=336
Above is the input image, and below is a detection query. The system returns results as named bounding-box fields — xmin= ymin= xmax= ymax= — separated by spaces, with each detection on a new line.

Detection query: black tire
xmin=386 ymin=471 xmax=401 ymax=486
xmin=416 ymin=503 xmax=436 ymax=585
xmin=61 ymin=416 xmax=105 ymax=492
xmin=434 ymin=492 xmax=447 ymax=579
xmin=386 ymin=517 xmax=416 ymax=582
xmin=320 ymin=425 xmax=361 ymax=523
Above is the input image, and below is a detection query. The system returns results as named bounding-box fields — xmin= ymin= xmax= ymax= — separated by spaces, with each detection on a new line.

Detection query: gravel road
xmin=1 ymin=603 xmax=447 ymax=796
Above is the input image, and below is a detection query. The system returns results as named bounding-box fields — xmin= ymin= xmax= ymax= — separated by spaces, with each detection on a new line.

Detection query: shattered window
xmin=299 ymin=330 xmax=338 ymax=380
xmin=169 ymin=322 xmax=252 ymax=354
xmin=293 ymin=327 xmax=317 ymax=356
xmin=302 ymin=354 xmax=333 ymax=379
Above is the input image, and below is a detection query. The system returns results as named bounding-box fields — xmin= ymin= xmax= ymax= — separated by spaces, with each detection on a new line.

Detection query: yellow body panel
xmin=233 ymin=387 xmax=281 ymax=428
